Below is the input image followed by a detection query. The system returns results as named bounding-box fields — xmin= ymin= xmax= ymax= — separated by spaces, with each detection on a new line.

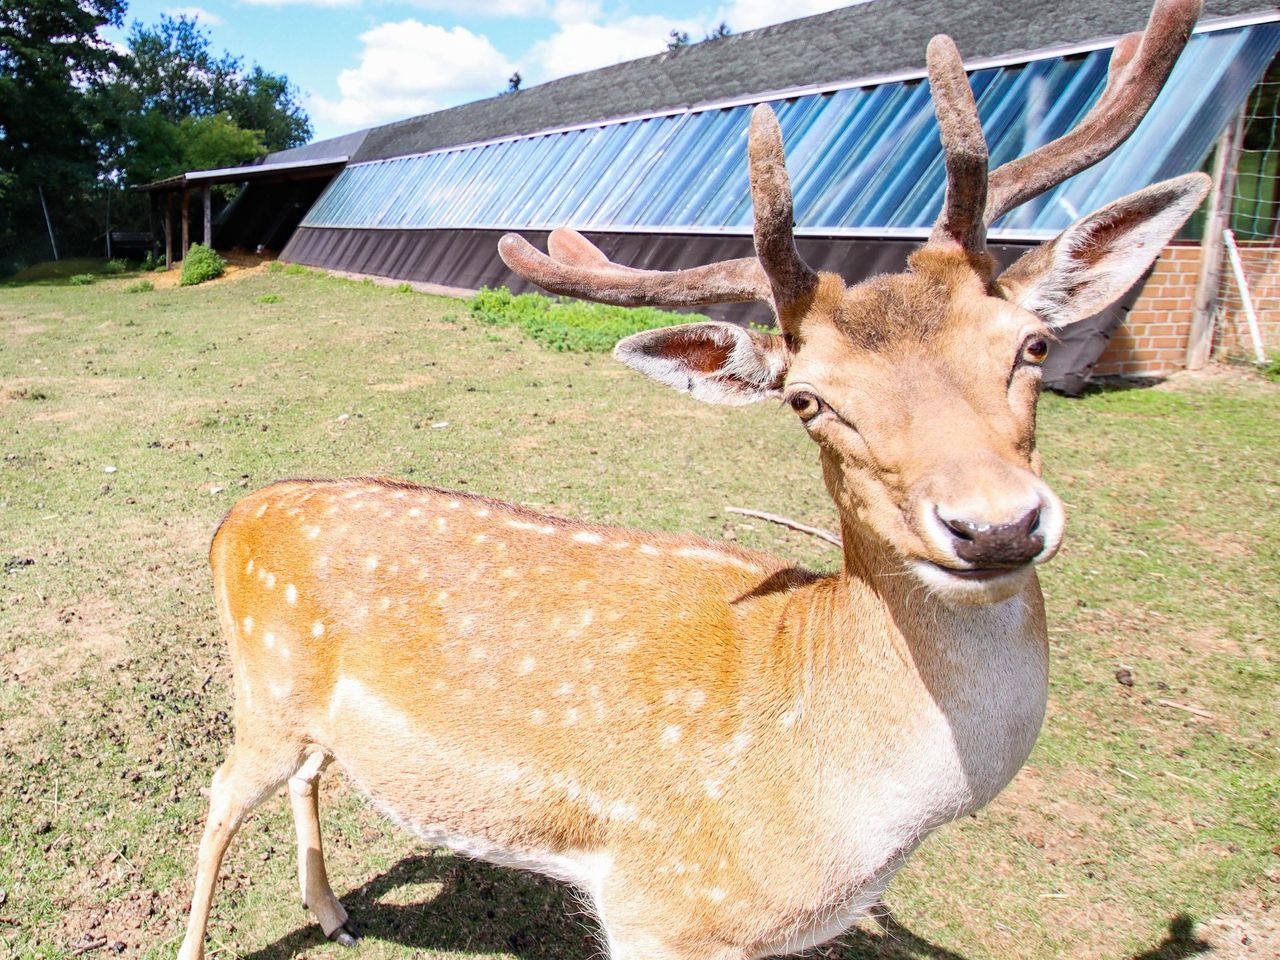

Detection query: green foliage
xmin=256 ymin=293 xmax=282 ymax=303
xmin=103 ymin=259 xmax=130 ymax=275
xmin=396 ymin=282 xmax=413 ymax=294
xmin=67 ymin=273 xmax=95 ymax=286
xmin=141 ymin=250 xmax=164 ymax=271
xmin=180 ymin=243 xmax=225 ymax=286
xmin=126 ymin=279 xmax=154 ymax=293
xmin=469 ymin=286 xmax=695 ymax=352
xmin=1261 ymin=354 xmax=1280 ymax=382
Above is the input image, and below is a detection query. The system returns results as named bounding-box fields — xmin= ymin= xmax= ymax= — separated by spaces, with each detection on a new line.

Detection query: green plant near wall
xmin=469 ymin=286 xmax=706 ymax=352
xmin=180 ymin=244 xmax=226 ymax=286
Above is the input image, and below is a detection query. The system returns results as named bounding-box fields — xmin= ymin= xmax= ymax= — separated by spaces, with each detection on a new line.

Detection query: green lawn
xmin=0 ymin=264 xmax=1276 ymax=960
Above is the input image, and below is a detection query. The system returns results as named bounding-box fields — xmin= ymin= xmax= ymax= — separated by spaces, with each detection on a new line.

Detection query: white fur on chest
xmin=808 ymin=596 xmax=1047 ymax=931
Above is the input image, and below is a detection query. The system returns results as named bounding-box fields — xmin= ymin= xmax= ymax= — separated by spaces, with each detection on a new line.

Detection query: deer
xmin=178 ymin=1 xmax=1208 ymax=957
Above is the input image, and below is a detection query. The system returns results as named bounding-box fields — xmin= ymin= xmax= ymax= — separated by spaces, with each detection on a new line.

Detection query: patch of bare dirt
xmin=10 ymin=594 xmax=133 ymax=685
xmin=1199 ymin=889 xmax=1280 ymax=959
xmin=1155 ymin=362 xmax=1279 ymax=394
xmin=135 ymin=252 xmax=271 ymax=290
xmin=369 ymin=372 xmax=438 ymax=392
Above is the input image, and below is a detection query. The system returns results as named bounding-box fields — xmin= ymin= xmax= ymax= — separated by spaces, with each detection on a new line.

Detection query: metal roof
xmin=301 ymin=19 xmax=1279 ymax=241
xmin=352 ymin=0 xmax=1274 ymax=164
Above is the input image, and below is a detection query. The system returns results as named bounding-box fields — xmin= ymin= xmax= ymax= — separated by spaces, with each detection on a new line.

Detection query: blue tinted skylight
xmin=302 ymin=23 xmax=1279 ymax=238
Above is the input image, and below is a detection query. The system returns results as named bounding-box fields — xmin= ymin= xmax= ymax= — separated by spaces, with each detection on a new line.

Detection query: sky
xmin=102 ymin=1 xmax=864 ymax=142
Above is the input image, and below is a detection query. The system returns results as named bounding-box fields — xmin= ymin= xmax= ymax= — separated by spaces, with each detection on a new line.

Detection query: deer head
xmin=499 ymin=0 xmax=1208 ymax=607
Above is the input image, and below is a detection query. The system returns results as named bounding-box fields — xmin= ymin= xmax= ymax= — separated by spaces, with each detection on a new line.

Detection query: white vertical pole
xmin=1222 ymin=229 xmax=1267 ymax=364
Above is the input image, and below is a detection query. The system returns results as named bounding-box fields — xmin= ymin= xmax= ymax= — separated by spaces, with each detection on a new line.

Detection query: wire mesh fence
xmin=1217 ymin=56 xmax=1279 ymax=362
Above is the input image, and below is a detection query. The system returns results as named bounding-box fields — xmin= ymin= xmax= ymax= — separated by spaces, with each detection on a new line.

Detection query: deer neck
xmin=767 ymin=517 xmax=1049 ymax=816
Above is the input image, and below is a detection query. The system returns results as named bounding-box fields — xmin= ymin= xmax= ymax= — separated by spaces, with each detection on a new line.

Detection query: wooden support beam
xmin=1187 ymin=110 xmax=1245 ymax=370
xmin=181 ymin=189 xmax=190 ymax=260
xmin=203 ymin=186 xmax=212 ymax=248
xmin=164 ymin=193 xmax=173 ymax=270
xmin=148 ymin=192 xmax=158 ymax=259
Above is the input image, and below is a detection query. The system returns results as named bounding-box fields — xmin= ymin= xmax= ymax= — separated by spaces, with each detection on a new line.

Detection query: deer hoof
xmin=328 ymin=921 xmax=362 ymax=947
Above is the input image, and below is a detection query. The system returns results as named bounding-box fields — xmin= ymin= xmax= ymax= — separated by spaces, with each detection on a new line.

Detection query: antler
xmin=926 ymin=0 xmax=1201 ymax=247
xmin=498 ymin=104 xmax=816 ymax=335
xmin=984 ymin=0 xmax=1202 ymax=224
xmin=927 ymin=35 xmax=989 ymax=254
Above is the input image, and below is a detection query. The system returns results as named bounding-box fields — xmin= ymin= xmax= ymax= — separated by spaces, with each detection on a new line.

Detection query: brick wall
xmin=1092 ymin=241 xmax=1280 ymax=377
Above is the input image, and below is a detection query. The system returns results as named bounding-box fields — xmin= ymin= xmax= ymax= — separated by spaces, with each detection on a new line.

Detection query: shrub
xmin=468 ymin=286 xmax=700 ymax=353
xmin=180 ymin=244 xmax=226 ymax=286
xmin=126 ymin=280 xmax=154 ymax=294
xmin=141 ymin=250 xmax=163 ymax=272
xmin=103 ymin=259 xmax=130 ymax=275
xmin=68 ymin=274 xmax=95 ymax=286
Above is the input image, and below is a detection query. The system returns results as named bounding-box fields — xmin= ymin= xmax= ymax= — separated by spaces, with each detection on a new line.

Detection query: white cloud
xmin=531 ymin=14 xmax=703 ymax=81
xmin=163 ymin=6 xmax=225 ymax=25
xmin=716 ymin=0 xmax=871 ymax=33
xmin=240 ymin=0 xmax=358 ymax=8
xmin=403 ymin=0 xmax=550 ymax=15
xmin=309 ymin=20 xmax=513 ymax=130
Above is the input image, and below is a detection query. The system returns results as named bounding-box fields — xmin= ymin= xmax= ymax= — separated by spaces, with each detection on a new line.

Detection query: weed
xmin=1260 ymin=353 xmax=1280 ymax=382
xmin=103 ymin=259 xmax=130 ymax=275
xmin=68 ymin=273 xmax=95 ymax=286
xmin=284 ymin=263 xmax=311 ymax=276
xmin=126 ymin=279 xmax=154 ymax=294
xmin=266 ymin=261 xmax=285 ymax=274
xmin=180 ymin=244 xmax=226 ymax=286
xmin=469 ymin=285 xmax=699 ymax=352
xmin=257 ymin=293 xmax=283 ymax=304
xmin=397 ymin=282 xmax=414 ymax=294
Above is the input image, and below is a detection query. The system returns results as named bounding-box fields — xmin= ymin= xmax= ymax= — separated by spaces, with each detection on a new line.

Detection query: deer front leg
xmin=288 ymin=750 xmax=360 ymax=945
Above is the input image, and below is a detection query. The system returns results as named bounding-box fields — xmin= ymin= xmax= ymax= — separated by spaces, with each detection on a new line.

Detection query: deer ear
xmin=998 ymin=173 xmax=1209 ymax=327
xmin=614 ymin=322 xmax=788 ymax=405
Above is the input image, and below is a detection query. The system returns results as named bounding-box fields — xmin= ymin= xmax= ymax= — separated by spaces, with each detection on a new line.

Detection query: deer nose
xmin=938 ymin=506 xmax=1045 ymax=568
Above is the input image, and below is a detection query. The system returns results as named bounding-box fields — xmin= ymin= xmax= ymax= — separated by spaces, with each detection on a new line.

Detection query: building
xmin=143 ymin=0 xmax=1280 ymax=388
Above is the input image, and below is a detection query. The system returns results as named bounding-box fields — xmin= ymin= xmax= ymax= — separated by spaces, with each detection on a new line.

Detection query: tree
xmin=227 ymin=66 xmax=311 ymax=153
xmin=507 ymin=72 xmax=522 ymax=94
xmin=119 ymin=15 xmax=310 ymax=152
xmin=0 ymin=0 xmax=126 ymax=266
xmin=704 ymin=22 xmax=732 ymax=41
xmin=666 ymin=30 xmax=690 ymax=51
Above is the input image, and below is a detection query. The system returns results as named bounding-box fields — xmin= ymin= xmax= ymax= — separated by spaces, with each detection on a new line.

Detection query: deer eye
xmin=788 ymin=391 xmax=826 ymax=422
xmin=1021 ymin=336 xmax=1050 ymax=366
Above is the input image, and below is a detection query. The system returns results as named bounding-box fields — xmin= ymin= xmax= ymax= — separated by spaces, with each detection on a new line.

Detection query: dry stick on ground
xmin=1156 ymin=699 xmax=1215 ymax=719
xmin=725 ymin=507 xmax=842 ymax=547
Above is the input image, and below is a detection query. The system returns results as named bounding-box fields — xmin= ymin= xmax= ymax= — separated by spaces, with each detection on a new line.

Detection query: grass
xmin=0 ymin=265 xmax=1276 ymax=960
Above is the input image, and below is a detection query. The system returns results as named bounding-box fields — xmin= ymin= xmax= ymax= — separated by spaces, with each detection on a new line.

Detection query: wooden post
xmin=181 ymin=188 xmax=191 ymax=260
xmin=203 ymin=186 xmax=213 ymax=248
xmin=1186 ymin=110 xmax=1245 ymax=370
xmin=148 ymin=192 xmax=158 ymax=259
xmin=164 ymin=192 xmax=173 ymax=270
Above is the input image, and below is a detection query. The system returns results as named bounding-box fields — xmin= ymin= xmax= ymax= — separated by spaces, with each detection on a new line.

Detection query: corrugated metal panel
xmin=301 ymin=23 xmax=1279 ymax=239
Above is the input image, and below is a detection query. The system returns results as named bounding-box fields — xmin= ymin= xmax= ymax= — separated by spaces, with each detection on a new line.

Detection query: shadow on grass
xmin=240 ymin=855 xmax=1210 ymax=960
xmin=1128 ymin=914 xmax=1212 ymax=960
xmin=239 ymin=854 xmax=967 ymax=960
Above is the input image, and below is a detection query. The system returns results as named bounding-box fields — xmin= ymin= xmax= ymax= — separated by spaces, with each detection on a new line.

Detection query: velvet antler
xmin=984 ymin=0 xmax=1202 ymax=224
xmin=926 ymin=34 xmax=990 ymax=254
xmin=925 ymin=0 xmax=1201 ymax=246
xmin=498 ymin=104 xmax=816 ymax=336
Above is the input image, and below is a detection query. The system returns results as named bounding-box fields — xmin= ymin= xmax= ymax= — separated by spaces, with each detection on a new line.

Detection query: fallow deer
xmin=179 ymin=2 xmax=1209 ymax=957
